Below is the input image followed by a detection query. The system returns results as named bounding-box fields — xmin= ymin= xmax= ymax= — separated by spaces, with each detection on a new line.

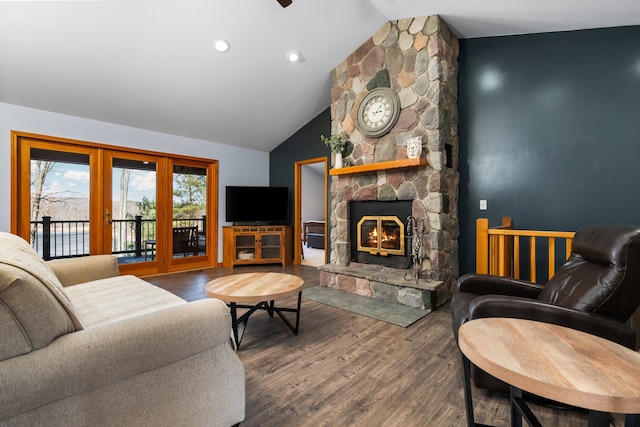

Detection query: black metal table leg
xmin=510 ymin=387 xmax=539 ymax=427
xmin=460 ymin=354 xmax=495 ymax=427
xmin=274 ymin=291 xmax=301 ymax=335
xmin=588 ymin=411 xmax=611 ymax=427
xmin=229 ymin=302 xmax=265 ymax=350
xmin=230 ymin=302 xmax=240 ymax=349
xmin=227 ymin=292 xmax=302 ymax=350
xmin=294 ymin=291 xmax=302 ymax=333
xmin=267 ymin=300 xmax=275 ymax=317
xmin=462 ymin=355 xmax=477 ymax=427
xmin=626 ymin=414 xmax=640 ymax=426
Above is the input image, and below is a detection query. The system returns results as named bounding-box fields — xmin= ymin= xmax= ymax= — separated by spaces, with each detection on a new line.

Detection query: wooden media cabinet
xmin=223 ymin=225 xmax=292 ymax=268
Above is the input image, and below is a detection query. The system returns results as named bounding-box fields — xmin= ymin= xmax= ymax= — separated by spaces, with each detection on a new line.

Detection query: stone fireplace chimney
xmin=318 ymin=16 xmax=460 ymax=309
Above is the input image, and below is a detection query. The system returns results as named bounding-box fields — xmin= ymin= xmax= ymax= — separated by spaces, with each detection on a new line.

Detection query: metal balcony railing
xmin=30 ymin=215 xmax=206 ymax=261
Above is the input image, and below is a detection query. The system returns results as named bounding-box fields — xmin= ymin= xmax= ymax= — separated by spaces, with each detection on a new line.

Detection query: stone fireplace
xmin=318 ymin=15 xmax=459 ymax=310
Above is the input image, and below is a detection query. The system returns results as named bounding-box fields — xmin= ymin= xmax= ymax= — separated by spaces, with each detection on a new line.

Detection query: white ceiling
xmin=1 ymin=0 xmax=639 ymax=152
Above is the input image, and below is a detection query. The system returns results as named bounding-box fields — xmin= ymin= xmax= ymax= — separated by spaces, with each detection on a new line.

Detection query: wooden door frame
xmin=102 ymin=150 xmax=169 ymax=276
xmin=11 ymin=131 xmax=219 ymax=275
xmin=11 ymin=136 xmax=102 ymax=251
xmin=293 ymin=157 xmax=328 ymax=265
xmin=166 ymin=158 xmax=218 ymax=273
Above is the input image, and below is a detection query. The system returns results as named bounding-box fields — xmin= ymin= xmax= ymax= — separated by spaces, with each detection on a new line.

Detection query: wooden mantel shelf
xmin=329 ymin=158 xmax=427 ymax=176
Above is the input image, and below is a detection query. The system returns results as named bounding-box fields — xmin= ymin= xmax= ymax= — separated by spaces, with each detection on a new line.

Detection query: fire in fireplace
xmin=357 ymin=216 xmax=405 ymax=256
xmin=350 ymin=200 xmax=412 ymax=269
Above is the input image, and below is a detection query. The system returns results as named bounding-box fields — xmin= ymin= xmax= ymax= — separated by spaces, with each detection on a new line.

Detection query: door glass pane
xmin=30 ymin=148 xmax=90 ymax=260
xmin=261 ymin=234 xmax=281 ymax=259
xmin=172 ymin=165 xmax=207 ymax=258
xmin=111 ymin=158 xmax=157 ymax=264
xmin=235 ymin=235 xmax=256 ymax=260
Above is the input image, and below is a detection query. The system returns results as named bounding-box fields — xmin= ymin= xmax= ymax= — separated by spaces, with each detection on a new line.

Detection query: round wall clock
xmin=356 ymin=87 xmax=401 ymax=138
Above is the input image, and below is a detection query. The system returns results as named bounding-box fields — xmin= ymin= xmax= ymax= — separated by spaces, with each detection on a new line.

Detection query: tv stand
xmin=223 ymin=225 xmax=291 ymax=268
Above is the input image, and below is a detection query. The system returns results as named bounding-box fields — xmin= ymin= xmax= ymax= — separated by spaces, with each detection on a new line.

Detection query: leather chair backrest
xmin=537 ymin=224 xmax=640 ymax=322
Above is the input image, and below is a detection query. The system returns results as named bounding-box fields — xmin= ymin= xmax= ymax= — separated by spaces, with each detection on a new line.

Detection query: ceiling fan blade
xmin=277 ymin=0 xmax=292 ymax=7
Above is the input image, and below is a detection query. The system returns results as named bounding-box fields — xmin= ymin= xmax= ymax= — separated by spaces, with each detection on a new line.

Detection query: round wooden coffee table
xmin=206 ymin=272 xmax=304 ymax=349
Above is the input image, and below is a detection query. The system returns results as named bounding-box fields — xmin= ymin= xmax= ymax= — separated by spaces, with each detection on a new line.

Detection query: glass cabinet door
xmin=260 ymin=233 xmax=282 ymax=260
xmin=235 ymin=234 xmax=256 ymax=261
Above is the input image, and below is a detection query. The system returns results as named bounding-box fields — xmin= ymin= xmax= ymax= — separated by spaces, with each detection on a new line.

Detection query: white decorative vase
xmin=406 ymin=136 xmax=423 ymax=159
xmin=334 ymin=152 xmax=343 ymax=169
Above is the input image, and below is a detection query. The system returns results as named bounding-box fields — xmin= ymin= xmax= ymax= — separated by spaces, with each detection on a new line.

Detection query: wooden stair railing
xmin=476 ymin=217 xmax=575 ymax=283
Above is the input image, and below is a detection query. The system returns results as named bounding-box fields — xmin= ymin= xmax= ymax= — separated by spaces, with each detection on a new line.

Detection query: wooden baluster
xmin=498 ymin=234 xmax=506 ymax=276
xmin=501 ymin=217 xmax=513 ymax=277
xmin=490 ymin=234 xmax=498 ymax=275
xmin=548 ymin=237 xmax=556 ymax=279
xmin=530 ymin=237 xmax=537 ymax=283
xmin=476 ymin=218 xmax=489 ymax=274
xmin=514 ymin=236 xmax=521 ymax=279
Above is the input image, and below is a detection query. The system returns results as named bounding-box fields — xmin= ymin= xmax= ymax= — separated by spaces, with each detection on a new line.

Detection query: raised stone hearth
xmin=322 ymin=15 xmax=460 ymax=305
xmin=318 ymin=263 xmax=445 ymax=310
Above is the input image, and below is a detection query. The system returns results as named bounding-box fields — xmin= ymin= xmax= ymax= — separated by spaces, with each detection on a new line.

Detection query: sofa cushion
xmin=47 ymin=255 xmax=120 ymax=287
xmin=64 ymin=275 xmax=185 ymax=327
xmin=0 ymin=232 xmax=87 ymax=360
xmin=0 ymin=232 xmax=83 ymax=328
xmin=0 ymin=264 xmax=76 ymax=361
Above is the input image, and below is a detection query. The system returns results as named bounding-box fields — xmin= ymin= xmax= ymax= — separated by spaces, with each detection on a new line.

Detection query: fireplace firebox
xmin=350 ymin=201 xmax=412 ymax=269
xmin=357 ymin=216 xmax=405 ymax=256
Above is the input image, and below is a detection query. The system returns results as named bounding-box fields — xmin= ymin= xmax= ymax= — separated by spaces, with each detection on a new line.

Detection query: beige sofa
xmin=0 ymin=232 xmax=245 ymax=426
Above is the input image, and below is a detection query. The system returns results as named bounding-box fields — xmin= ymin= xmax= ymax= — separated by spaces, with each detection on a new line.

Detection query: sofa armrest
xmin=456 ymin=273 xmax=544 ymax=299
xmin=47 ymin=255 xmax=119 ymax=286
xmin=469 ymin=295 xmax=637 ymax=349
xmin=0 ymin=298 xmax=234 ymax=420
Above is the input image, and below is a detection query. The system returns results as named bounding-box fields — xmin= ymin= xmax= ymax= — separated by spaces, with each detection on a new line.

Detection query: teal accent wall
xmin=269 ymin=107 xmax=331 ymax=224
xmin=458 ymin=26 xmax=640 ymax=275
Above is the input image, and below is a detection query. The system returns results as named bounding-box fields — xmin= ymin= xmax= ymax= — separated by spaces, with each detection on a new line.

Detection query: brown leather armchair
xmin=452 ymin=224 xmax=640 ymax=393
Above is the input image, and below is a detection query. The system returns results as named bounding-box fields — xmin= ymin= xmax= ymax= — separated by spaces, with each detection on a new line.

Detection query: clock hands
xmin=367 ymin=101 xmax=385 ymax=121
xmin=357 ymin=87 xmax=400 ymax=137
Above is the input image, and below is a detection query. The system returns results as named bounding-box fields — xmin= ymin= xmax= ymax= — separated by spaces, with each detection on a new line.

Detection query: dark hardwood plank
xmin=146 ymin=265 xmax=618 ymax=427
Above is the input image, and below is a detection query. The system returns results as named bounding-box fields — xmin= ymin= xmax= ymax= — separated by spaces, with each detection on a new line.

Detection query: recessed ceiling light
xmin=213 ymin=39 xmax=230 ymax=53
xmin=286 ymin=50 xmax=303 ymax=63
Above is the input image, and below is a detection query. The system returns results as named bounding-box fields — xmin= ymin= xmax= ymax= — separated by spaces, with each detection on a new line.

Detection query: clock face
xmin=364 ymin=99 xmax=390 ymax=127
xmin=356 ymin=87 xmax=400 ymax=138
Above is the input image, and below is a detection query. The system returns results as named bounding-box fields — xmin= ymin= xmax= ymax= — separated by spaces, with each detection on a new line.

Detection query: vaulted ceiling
xmin=1 ymin=0 xmax=639 ymax=152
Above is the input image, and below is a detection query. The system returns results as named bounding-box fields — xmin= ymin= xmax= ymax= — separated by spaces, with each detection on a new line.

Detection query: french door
xmin=11 ymin=132 xmax=217 ymax=275
xmin=103 ymin=151 xmax=166 ymax=276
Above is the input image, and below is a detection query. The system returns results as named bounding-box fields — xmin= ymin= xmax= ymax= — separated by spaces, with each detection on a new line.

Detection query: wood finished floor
xmin=145 ymin=264 xmax=615 ymax=427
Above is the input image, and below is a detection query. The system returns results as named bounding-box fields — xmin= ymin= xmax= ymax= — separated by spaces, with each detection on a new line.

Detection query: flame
xmin=368 ymin=226 xmax=396 ymax=245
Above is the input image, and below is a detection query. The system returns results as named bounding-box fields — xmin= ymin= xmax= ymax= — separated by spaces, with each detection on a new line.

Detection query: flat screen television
xmin=225 ymin=186 xmax=289 ymax=225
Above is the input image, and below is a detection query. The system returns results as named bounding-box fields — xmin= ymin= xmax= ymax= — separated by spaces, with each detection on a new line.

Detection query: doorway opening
xmin=294 ymin=157 xmax=328 ymax=266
